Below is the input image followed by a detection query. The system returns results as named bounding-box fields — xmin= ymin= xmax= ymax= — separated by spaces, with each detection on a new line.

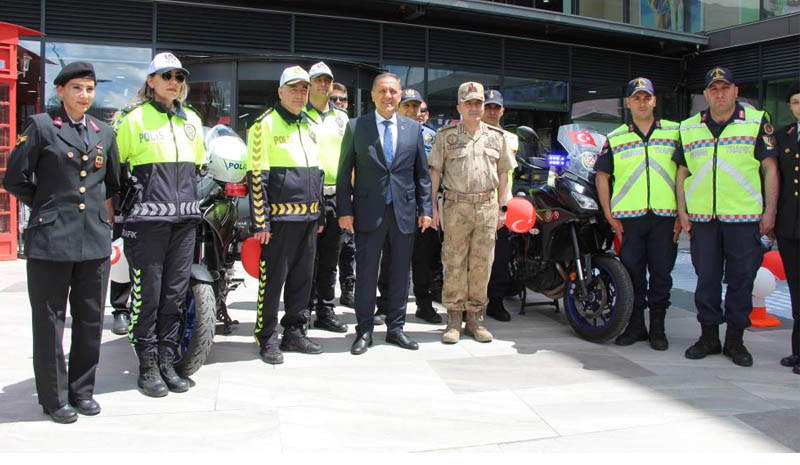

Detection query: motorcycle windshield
xmin=556 ymin=124 xmax=606 ymax=183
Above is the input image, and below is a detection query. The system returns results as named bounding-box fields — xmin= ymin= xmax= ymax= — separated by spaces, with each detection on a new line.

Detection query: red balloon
xmin=241 ymin=236 xmax=262 ymax=279
xmin=505 ymin=197 xmax=536 ymax=233
xmin=761 ymin=250 xmax=786 ymax=281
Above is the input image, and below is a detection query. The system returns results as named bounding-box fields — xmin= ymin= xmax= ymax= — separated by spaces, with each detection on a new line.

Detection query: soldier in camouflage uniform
xmin=429 ymin=82 xmax=517 ymax=343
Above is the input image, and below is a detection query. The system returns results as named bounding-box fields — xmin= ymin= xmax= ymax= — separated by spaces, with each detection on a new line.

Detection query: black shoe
xmin=685 ymin=324 xmax=722 ymax=360
xmin=431 ymin=287 xmax=443 ymax=304
xmin=137 ymin=351 xmax=169 ymax=398
xmin=158 ymin=346 xmax=190 ymax=393
xmin=43 ymin=404 xmax=78 ymax=424
xmin=351 ymin=331 xmax=373 ymax=355
xmin=794 ymin=364 xmax=800 ymax=375
xmin=314 ymin=308 xmax=348 ymax=333
xmin=70 ymin=398 xmax=101 ymax=416
xmin=415 ymin=304 xmax=442 ymax=324
xmin=648 ymin=309 xmax=668 ymax=351
xmin=486 ymin=297 xmax=511 ymax=322
xmin=373 ymin=308 xmax=386 ymax=326
xmin=340 ymin=280 xmax=355 ymax=308
xmin=259 ymin=343 xmax=284 ymax=365
xmin=722 ymin=326 xmax=753 ymax=367
xmin=385 ymin=331 xmax=419 ymax=350
xmin=280 ymin=330 xmax=323 ymax=354
xmin=111 ymin=312 xmax=129 ymax=336
xmin=780 ymin=355 xmax=800 ymax=367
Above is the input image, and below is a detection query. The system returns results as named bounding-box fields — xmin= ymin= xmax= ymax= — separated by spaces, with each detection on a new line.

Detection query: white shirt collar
xmin=67 ymin=114 xmax=87 ymax=127
xmin=375 ymin=110 xmax=397 ymax=126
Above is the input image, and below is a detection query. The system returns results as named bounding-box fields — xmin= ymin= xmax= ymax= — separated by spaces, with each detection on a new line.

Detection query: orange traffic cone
xmin=750 ymin=296 xmax=781 ymax=328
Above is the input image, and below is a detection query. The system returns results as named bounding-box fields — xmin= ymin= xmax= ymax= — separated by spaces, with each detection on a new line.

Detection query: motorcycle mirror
xmin=516 ymin=126 xmax=539 ymax=143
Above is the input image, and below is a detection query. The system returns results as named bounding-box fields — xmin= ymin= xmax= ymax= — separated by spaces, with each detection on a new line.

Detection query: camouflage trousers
xmin=441 ymin=199 xmax=498 ymax=313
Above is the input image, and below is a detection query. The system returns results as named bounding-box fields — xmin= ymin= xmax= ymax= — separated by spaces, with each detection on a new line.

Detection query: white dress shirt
xmin=375 ymin=110 xmax=398 ymax=154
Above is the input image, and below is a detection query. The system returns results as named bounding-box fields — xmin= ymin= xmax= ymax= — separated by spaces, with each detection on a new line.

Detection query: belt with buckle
xmin=443 ymin=190 xmax=493 ymax=203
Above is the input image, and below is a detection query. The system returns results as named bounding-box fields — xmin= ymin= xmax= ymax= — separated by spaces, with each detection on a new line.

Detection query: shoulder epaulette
xmin=486 ymin=124 xmax=504 ymax=135
xmin=118 ymin=101 xmax=146 ymax=118
xmin=438 ymin=122 xmax=457 ymax=132
xmin=332 ymin=106 xmax=348 ymax=116
xmin=255 ymin=107 xmax=274 ymax=123
xmin=184 ymin=104 xmax=202 ymax=117
xmin=607 ymin=126 xmax=630 ymax=139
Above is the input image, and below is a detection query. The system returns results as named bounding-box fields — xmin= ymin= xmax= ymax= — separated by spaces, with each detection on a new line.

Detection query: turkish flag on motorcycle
xmin=568 ymin=130 xmax=596 ymax=146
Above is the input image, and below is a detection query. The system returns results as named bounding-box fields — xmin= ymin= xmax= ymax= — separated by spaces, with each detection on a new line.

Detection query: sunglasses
xmin=330 ymin=96 xmax=348 ymax=103
xmin=160 ymin=71 xmax=186 ymax=83
xmin=420 ymin=108 xmax=429 ymax=113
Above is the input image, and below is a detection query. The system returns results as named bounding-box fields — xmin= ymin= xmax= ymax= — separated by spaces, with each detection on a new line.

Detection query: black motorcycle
xmin=508 ymin=124 xmax=633 ymax=343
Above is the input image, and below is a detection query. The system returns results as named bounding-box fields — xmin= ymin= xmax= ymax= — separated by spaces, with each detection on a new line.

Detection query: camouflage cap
xmin=458 ymin=81 xmax=485 ymax=103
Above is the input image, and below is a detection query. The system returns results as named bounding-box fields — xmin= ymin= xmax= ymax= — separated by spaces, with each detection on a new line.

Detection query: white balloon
xmin=110 ymin=238 xmax=130 ymax=284
xmin=751 ymin=267 xmax=776 ymax=299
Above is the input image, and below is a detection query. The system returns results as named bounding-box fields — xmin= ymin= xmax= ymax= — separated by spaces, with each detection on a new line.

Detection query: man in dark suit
xmin=337 ymin=72 xmax=433 ymax=355
xmin=4 ymin=62 xmax=121 ymax=423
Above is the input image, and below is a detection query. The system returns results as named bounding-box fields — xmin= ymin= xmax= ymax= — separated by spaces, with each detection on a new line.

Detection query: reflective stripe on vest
xmin=606 ymin=121 xmax=679 ymax=218
xmin=115 ymin=102 xmax=205 ymax=167
xmin=679 ymin=108 xmax=764 ymax=222
xmin=304 ymin=106 xmax=346 ymax=185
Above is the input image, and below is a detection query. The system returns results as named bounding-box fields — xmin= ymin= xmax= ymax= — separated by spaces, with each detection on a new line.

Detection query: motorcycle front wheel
xmin=175 ymin=280 xmax=217 ymax=378
xmin=562 ymin=255 xmax=633 ymax=343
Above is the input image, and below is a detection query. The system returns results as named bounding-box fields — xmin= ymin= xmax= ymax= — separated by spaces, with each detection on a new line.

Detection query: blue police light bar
xmin=547 ymin=154 xmax=567 ymax=168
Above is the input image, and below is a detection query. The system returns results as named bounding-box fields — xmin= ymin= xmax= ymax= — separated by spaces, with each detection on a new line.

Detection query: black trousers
xmin=488 ymin=226 xmax=513 ymax=299
xmin=411 ymin=227 xmax=443 ymax=307
xmin=309 ymin=196 xmax=345 ymax=312
xmin=255 ymin=221 xmax=317 ymax=346
xmin=777 ymin=236 xmax=800 ymax=356
xmin=618 ymin=214 xmax=678 ymax=313
xmin=111 ymin=221 xmax=131 ymax=315
xmin=354 ymin=204 xmax=415 ymax=335
xmin=28 ymin=257 xmax=109 ymax=411
xmin=690 ymin=220 xmax=762 ymax=329
xmin=339 ymin=233 xmax=356 ymax=285
xmin=123 ymin=221 xmax=195 ymax=354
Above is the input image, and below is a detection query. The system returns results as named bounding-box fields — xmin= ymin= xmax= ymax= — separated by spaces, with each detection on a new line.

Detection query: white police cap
xmin=147 ymin=52 xmax=189 ymax=76
xmin=280 ymin=66 xmax=310 ymax=87
xmin=309 ymin=62 xmax=333 ymax=80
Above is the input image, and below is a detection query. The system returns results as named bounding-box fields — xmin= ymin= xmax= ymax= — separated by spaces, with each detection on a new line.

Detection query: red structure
xmin=0 ymin=22 xmax=43 ymax=260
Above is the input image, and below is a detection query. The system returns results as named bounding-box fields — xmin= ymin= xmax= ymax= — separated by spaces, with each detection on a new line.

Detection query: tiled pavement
xmin=0 ymin=257 xmax=797 ymax=453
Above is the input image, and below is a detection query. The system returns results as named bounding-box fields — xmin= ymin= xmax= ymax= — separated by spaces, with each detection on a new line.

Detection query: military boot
xmin=441 ymin=311 xmax=463 ymax=344
xmin=137 ymin=351 xmax=168 ymax=398
xmin=464 ymin=310 xmax=493 ymax=343
xmin=281 ymin=326 xmax=323 ymax=354
xmin=685 ymin=324 xmax=722 ymax=360
xmin=722 ymin=325 xmax=753 ymax=367
xmin=614 ymin=308 xmax=649 ymax=346
xmin=158 ymin=346 xmax=190 ymax=393
xmin=648 ymin=309 xmax=668 ymax=351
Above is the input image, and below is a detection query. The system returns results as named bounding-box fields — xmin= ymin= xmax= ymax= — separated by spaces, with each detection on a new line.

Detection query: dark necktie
xmin=382 ymin=120 xmax=394 ymax=204
xmin=75 ymin=123 xmax=89 ymax=150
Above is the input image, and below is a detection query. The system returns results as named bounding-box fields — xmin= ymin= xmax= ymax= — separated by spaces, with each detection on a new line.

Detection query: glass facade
xmin=44 ymin=42 xmax=151 ymax=124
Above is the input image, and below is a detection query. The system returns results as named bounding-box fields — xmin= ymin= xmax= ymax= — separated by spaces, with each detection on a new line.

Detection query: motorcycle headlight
xmin=571 ymin=191 xmax=598 ymax=210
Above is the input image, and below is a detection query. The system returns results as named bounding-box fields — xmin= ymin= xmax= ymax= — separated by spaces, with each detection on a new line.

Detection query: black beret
xmin=785 ymin=79 xmax=800 ymax=102
xmin=54 ymin=61 xmax=96 ymax=87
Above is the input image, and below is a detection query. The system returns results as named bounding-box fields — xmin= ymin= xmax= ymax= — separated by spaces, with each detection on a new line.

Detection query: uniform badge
xmin=764 ymin=123 xmax=774 ymax=135
xmin=336 ymin=116 xmax=345 ymax=128
xmin=53 ymin=117 xmax=63 ymax=128
xmin=184 ymin=124 xmax=197 ymax=141
xmin=308 ymin=129 xmax=317 ymax=144
xmin=95 ymin=155 xmax=104 ymax=169
xmin=15 ymin=135 xmax=27 ymax=146
xmin=96 ymin=144 xmax=103 ymax=154
xmin=89 ymin=120 xmax=100 ymax=132
xmin=763 ymin=135 xmax=776 ymax=151
xmin=424 ymin=132 xmax=433 ymax=144
xmin=446 ymin=134 xmax=458 ymax=145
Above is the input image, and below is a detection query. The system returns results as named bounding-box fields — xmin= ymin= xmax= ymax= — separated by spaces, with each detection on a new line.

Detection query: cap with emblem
xmin=705 ymin=66 xmax=735 ymax=88
xmin=458 ymin=82 xmax=485 ymax=103
xmin=147 ymin=52 xmax=189 ymax=76
xmin=484 ymin=89 xmax=504 ymax=106
xmin=308 ymin=62 xmax=333 ymax=80
xmin=626 ymin=77 xmax=655 ymax=97
xmin=280 ymin=66 xmax=310 ymax=87
xmin=54 ymin=62 xmax=96 ymax=87
xmin=400 ymin=88 xmax=423 ymax=104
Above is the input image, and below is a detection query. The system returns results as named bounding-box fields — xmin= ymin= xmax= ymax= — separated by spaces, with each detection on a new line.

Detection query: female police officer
xmin=114 ymin=52 xmax=205 ymax=397
xmin=4 ymin=62 xmax=120 ymax=423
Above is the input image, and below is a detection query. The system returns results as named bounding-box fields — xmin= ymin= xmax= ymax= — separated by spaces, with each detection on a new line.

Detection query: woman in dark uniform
xmin=3 ymin=62 xmax=121 ymax=423
xmin=776 ymin=81 xmax=800 ymax=375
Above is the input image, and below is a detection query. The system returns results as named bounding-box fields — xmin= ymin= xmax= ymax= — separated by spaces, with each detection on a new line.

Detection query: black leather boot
xmin=339 ymin=279 xmax=355 ymax=308
xmin=486 ymin=297 xmax=511 ymax=322
xmin=685 ymin=324 xmax=722 ymax=359
xmin=722 ymin=325 xmax=753 ymax=367
xmin=615 ymin=308 xmax=649 ymax=346
xmin=158 ymin=346 xmax=190 ymax=392
xmin=280 ymin=327 xmax=323 ymax=354
xmin=649 ymin=309 xmax=668 ymax=351
xmin=137 ymin=351 xmax=168 ymax=398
